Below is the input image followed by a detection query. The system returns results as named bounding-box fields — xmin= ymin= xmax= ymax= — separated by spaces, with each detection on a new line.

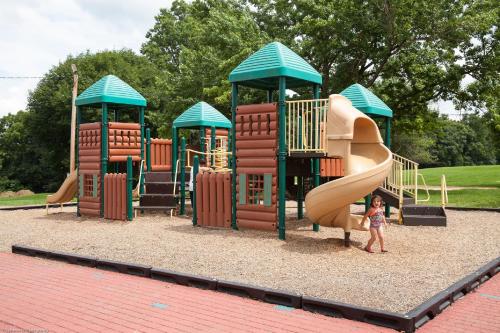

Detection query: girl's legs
xmin=365 ymin=228 xmax=377 ymax=252
xmin=377 ymin=227 xmax=387 ymax=252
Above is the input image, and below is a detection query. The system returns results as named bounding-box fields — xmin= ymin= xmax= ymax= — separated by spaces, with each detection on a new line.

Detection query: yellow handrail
xmin=441 ymin=174 xmax=449 ymax=207
xmin=186 ymin=148 xmax=232 ymax=170
xmin=417 ymin=173 xmax=430 ymax=203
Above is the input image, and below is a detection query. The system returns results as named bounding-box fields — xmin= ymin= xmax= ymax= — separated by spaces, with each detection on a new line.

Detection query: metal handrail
xmin=441 ymin=174 xmax=449 ymax=207
xmin=133 ymin=159 xmax=145 ymax=197
xmin=173 ymin=159 xmax=180 ymax=197
xmin=185 ymin=148 xmax=232 ymax=170
xmin=417 ymin=173 xmax=430 ymax=202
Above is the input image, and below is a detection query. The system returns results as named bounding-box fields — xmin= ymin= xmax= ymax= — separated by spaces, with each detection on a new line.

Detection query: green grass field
xmin=0 ymin=193 xmax=53 ymax=207
xmin=418 ymin=165 xmax=500 ymax=188
xmin=417 ymin=165 xmax=499 ymax=208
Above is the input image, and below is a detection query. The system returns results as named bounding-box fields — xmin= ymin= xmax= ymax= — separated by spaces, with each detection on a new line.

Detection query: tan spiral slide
xmin=305 ymin=94 xmax=392 ymax=235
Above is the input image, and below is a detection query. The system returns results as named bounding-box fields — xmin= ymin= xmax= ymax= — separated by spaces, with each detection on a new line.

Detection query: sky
xmin=0 ymin=0 xmax=461 ymax=119
xmin=0 ymin=0 xmax=171 ymax=117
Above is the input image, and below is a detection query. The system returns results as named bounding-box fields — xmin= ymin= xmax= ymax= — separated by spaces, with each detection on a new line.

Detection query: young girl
xmin=362 ymin=195 xmax=388 ymax=253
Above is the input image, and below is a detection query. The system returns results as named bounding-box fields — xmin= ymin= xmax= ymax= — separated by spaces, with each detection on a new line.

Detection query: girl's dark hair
xmin=370 ymin=194 xmax=383 ymax=208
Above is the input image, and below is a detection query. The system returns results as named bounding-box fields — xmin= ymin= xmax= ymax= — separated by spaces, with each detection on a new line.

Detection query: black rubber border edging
xmin=10 ymin=245 xmax=499 ymax=333
xmin=0 ymin=203 xmax=77 ymax=211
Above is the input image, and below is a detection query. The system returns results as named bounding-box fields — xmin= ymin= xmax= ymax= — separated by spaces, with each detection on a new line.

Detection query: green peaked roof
xmin=229 ymin=42 xmax=322 ymax=89
xmin=75 ymin=75 xmax=147 ymax=107
xmin=173 ymin=102 xmax=231 ymax=129
xmin=340 ymin=84 xmax=393 ymax=118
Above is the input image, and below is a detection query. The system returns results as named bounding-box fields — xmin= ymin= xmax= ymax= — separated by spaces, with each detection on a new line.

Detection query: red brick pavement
xmin=0 ymin=253 xmax=392 ymax=333
xmin=418 ymin=272 xmax=500 ymax=333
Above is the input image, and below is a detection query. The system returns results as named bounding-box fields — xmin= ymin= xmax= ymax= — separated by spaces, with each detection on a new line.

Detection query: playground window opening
xmin=248 ymin=174 xmax=264 ymax=205
xmin=83 ymin=174 xmax=98 ymax=198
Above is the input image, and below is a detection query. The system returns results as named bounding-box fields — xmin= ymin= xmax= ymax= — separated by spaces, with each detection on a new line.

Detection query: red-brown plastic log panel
xmin=108 ymin=122 xmax=141 ymax=162
xmin=320 ymin=157 xmax=344 ymax=177
xmin=195 ymin=171 xmax=232 ymax=228
xmin=235 ymin=103 xmax=278 ymax=231
xmin=146 ymin=138 xmax=172 ymax=171
xmin=104 ymin=173 xmax=126 ymax=221
xmin=78 ymin=124 xmax=102 ymax=217
xmin=205 ymin=128 xmax=229 ymax=137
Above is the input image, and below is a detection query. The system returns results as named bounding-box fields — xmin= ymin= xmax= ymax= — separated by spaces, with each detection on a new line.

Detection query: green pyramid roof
xmin=173 ymin=102 xmax=231 ymax=129
xmin=340 ymin=84 xmax=392 ymax=118
xmin=75 ymin=75 xmax=147 ymax=107
xmin=229 ymin=42 xmax=322 ymax=89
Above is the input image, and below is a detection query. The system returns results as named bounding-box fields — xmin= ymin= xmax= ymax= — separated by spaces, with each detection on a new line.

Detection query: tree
xmin=4 ymin=50 xmax=162 ymax=192
xmin=141 ymin=0 xmax=269 ymax=136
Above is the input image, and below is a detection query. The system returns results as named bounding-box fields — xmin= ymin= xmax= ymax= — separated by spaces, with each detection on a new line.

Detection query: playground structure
xmin=48 ymin=41 xmax=445 ymax=231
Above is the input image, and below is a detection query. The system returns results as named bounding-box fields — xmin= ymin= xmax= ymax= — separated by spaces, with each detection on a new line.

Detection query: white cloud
xmin=0 ymin=0 xmax=171 ymax=117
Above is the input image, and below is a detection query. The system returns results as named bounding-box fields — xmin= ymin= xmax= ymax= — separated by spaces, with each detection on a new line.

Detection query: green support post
xmin=192 ymin=155 xmax=199 ymax=226
xmin=101 ymin=103 xmax=108 ymax=217
xmin=385 ymin=117 xmax=392 ymax=217
xmin=200 ymin=126 xmax=206 ymax=164
xmin=231 ymin=83 xmax=238 ymax=230
xmin=313 ymin=85 xmax=320 ymax=232
xmin=139 ymin=107 xmax=145 ymax=195
xmin=210 ymin=126 xmax=216 ymax=167
xmin=365 ymin=195 xmax=371 ymax=212
xmin=180 ymin=137 xmax=186 ymax=215
xmin=76 ymin=106 xmax=81 ymax=217
xmin=127 ymin=156 xmax=133 ymax=221
xmin=172 ymin=126 xmax=178 ymax=177
xmin=278 ymin=77 xmax=287 ymax=240
xmin=297 ymin=115 xmax=303 ymax=219
xmin=267 ymin=89 xmax=273 ymax=103
xmin=227 ymin=130 xmax=232 ymax=169
xmin=146 ymin=128 xmax=151 ymax=172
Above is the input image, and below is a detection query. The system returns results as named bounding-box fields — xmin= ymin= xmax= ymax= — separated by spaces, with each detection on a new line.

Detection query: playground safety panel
xmin=195 ymin=172 xmax=232 ymax=228
xmin=78 ymin=122 xmax=101 ymax=217
xmin=146 ymin=138 xmax=172 ymax=171
xmin=108 ymin=122 xmax=141 ymax=162
xmin=320 ymin=157 xmax=345 ymax=177
xmin=104 ymin=173 xmax=127 ymax=220
xmin=235 ymin=103 xmax=278 ymax=231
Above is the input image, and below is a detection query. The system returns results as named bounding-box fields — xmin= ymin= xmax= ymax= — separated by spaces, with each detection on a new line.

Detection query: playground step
xmin=145 ymin=172 xmax=172 ymax=182
xmin=401 ymin=205 xmax=447 ymax=226
xmin=144 ymin=171 xmax=191 ymax=183
xmin=134 ymin=206 xmax=177 ymax=215
xmin=145 ymin=182 xmax=176 ymax=194
xmin=140 ymin=194 xmax=178 ymax=207
xmin=373 ymin=187 xmax=413 ymax=208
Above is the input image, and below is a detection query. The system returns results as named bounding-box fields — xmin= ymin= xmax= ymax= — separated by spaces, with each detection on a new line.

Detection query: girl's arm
xmin=361 ymin=208 xmax=373 ymax=225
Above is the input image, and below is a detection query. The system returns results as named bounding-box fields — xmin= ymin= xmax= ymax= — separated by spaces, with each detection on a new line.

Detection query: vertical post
xmin=227 ymin=130 xmax=232 ymax=169
xmin=278 ymin=77 xmax=287 ymax=240
xmin=101 ymin=103 xmax=108 ymax=217
xmin=297 ymin=115 xmax=303 ymax=219
xmin=210 ymin=126 xmax=216 ymax=167
xmin=76 ymin=106 xmax=80 ymax=217
xmin=146 ymin=128 xmax=151 ymax=172
xmin=127 ymin=156 xmax=133 ymax=221
xmin=172 ymin=126 xmax=178 ymax=177
xmin=139 ymin=107 xmax=145 ymax=194
xmin=231 ymin=83 xmax=238 ymax=230
xmin=200 ymin=126 xmax=206 ymax=164
xmin=267 ymin=89 xmax=273 ymax=103
xmin=365 ymin=195 xmax=371 ymax=212
xmin=384 ymin=117 xmax=391 ymax=217
xmin=312 ymin=84 xmax=320 ymax=232
xmin=70 ymin=64 xmax=78 ymax=173
xmin=180 ymin=137 xmax=186 ymax=215
xmin=192 ymin=155 xmax=199 ymax=226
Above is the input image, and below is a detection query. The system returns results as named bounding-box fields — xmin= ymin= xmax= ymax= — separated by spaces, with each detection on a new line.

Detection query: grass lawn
xmin=0 ymin=193 xmax=75 ymax=207
xmin=416 ymin=165 xmax=500 ymax=208
xmin=418 ymin=165 xmax=500 ymax=188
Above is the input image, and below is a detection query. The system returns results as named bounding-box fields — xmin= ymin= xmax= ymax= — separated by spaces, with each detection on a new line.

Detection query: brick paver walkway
xmin=0 ymin=253 xmax=391 ymax=333
xmin=418 ymin=271 xmax=500 ymax=333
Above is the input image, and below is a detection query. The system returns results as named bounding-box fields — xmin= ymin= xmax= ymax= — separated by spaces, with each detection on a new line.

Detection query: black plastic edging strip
xmin=0 ymin=203 xmax=77 ymax=211
xmin=151 ymin=268 xmax=217 ymax=290
xmin=217 ymin=280 xmax=302 ymax=308
xmin=407 ymin=257 xmax=500 ymax=331
xmin=10 ymin=245 xmax=500 ymax=333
